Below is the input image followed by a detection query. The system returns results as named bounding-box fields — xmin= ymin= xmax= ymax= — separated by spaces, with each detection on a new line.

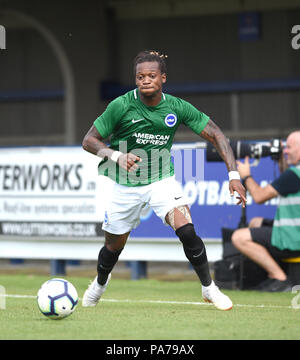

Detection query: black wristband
xmin=242 ymin=175 xmax=252 ymax=182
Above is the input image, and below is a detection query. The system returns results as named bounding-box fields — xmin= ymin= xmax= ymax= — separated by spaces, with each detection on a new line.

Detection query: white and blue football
xmin=37 ymin=278 xmax=78 ymax=320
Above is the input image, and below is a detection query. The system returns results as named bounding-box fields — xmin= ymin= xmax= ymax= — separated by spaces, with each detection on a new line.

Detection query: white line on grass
xmin=0 ymin=294 xmax=294 ymax=310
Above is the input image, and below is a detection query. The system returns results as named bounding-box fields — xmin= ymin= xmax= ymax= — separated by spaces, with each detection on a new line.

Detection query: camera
xmin=206 ymin=139 xmax=282 ymax=162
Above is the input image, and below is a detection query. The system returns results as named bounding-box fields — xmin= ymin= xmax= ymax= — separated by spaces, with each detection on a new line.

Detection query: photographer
xmin=231 ymin=131 xmax=300 ymax=292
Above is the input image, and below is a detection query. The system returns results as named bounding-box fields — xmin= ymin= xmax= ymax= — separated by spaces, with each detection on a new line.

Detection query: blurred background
xmin=0 ymin=0 xmax=300 ymax=146
xmin=0 ymin=0 xmax=299 ymax=278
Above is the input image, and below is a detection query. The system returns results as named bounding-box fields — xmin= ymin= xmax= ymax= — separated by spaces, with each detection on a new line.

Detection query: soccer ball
xmin=37 ymin=278 xmax=78 ymax=320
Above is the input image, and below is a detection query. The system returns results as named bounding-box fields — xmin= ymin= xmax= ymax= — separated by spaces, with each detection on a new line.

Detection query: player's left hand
xmin=229 ymin=179 xmax=247 ymax=207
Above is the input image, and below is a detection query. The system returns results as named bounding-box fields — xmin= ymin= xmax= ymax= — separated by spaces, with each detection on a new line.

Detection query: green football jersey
xmin=94 ymin=89 xmax=209 ymax=186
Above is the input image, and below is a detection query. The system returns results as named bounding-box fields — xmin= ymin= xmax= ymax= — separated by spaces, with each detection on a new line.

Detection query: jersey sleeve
xmin=176 ymin=98 xmax=210 ymax=134
xmin=93 ymin=96 xmax=126 ymax=138
xmin=271 ymin=169 xmax=300 ymax=196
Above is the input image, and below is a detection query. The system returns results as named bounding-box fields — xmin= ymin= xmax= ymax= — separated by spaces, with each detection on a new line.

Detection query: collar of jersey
xmin=134 ymin=88 xmax=166 ymax=107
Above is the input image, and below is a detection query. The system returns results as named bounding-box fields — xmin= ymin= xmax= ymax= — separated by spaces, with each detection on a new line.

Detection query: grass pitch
xmin=0 ymin=273 xmax=299 ymax=340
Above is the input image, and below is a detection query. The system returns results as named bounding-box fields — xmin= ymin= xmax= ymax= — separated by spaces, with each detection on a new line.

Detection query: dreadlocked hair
xmin=133 ymin=50 xmax=168 ymax=76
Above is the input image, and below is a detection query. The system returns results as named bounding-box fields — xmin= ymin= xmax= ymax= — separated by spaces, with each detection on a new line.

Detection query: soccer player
xmin=82 ymin=50 xmax=246 ymax=310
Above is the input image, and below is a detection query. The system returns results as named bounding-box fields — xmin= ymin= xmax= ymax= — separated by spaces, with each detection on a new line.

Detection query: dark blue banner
xmin=238 ymin=12 xmax=261 ymax=41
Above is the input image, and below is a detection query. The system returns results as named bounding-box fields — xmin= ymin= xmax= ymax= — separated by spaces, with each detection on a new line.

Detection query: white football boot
xmin=202 ymin=280 xmax=233 ymax=311
xmin=82 ymin=273 xmax=111 ymax=307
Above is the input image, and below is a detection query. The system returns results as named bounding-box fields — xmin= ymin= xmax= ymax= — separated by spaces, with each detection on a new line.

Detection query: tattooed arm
xmin=199 ymin=119 xmax=247 ymax=207
xmin=200 ymin=119 xmax=237 ymax=172
xmin=82 ymin=125 xmax=141 ymax=172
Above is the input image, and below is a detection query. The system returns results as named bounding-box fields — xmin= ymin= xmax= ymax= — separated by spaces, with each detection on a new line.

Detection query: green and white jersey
xmin=94 ymin=89 xmax=209 ymax=186
xmin=272 ymin=165 xmax=300 ymax=250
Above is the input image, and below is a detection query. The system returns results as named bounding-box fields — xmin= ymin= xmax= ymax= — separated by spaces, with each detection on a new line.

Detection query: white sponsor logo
xmin=132 ymin=132 xmax=170 ymax=145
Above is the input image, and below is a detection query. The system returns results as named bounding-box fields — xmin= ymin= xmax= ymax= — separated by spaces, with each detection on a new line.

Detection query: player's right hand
xmin=118 ymin=153 xmax=142 ymax=172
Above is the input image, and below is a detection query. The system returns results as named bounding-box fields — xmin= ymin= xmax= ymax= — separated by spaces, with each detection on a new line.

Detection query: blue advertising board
xmin=130 ymin=146 xmax=278 ymax=240
xmin=238 ymin=12 xmax=261 ymax=41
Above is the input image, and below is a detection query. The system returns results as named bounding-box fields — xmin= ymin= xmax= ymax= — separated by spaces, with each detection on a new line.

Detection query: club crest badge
xmin=164 ymin=113 xmax=177 ymax=127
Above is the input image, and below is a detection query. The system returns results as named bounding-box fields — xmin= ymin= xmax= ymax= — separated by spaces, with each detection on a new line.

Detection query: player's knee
xmin=97 ymin=245 xmax=123 ymax=275
xmin=166 ymin=206 xmax=192 ymax=230
xmin=104 ymin=231 xmax=129 ymax=251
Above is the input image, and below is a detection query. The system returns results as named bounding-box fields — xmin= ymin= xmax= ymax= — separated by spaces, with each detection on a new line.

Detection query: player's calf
xmin=97 ymin=245 xmax=123 ymax=285
xmin=176 ymin=223 xmax=212 ymax=286
xmin=176 ymin=223 xmax=233 ymax=310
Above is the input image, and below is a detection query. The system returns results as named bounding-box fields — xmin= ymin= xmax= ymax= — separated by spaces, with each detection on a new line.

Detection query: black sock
xmin=192 ymin=262 xmax=212 ymax=287
xmin=176 ymin=224 xmax=212 ymax=286
xmin=97 ymin=246 xmax=123 ymax=285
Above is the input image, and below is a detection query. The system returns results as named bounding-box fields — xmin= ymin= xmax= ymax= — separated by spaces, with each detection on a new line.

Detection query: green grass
xmin=0 ymin=274 xmax=299 ymax=340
